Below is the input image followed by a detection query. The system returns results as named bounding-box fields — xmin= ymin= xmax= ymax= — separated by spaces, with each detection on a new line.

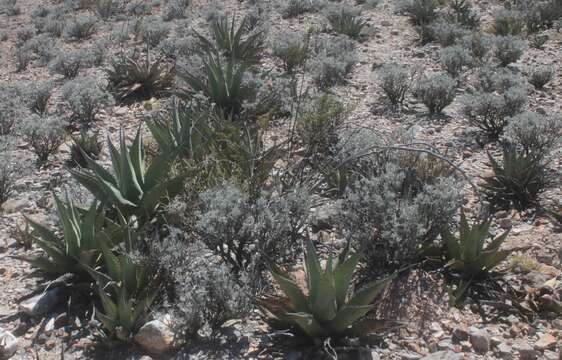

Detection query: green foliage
xmin=280 ymin=0 xmax=320 ymax=18
xmin=16 ymin=194 xmax=119 ymax=277
xmin=195 ymin=15 xmax=265 ymax=65
xmin=271 ymin=31 xmax=309 ymax=73
xmin=68 ymin=130 xmax=103 ymax=168
xmin=442 ymin=210 xmax=511 ymax=278
xmin=91 ymin=0 xmax=123 ymax=20
xmin=414 ymin=73 xmax=457 ymax=114
xmin=260 ymin=239 xmax=393 ymax=339
xmin=504 ymin=112 xmax=562 ymax=157
xmin=527 ymin=65 xmax=554 ymax=90
xmin=106 ymin=50 xmax=174 ymax=101
xmin=461 ymin=32 xmax=493 ymax=64
xmin=324 ymin=4 xmax=367 ymax=39
xmin=70 ymin=128 xmax=183 ymax=226
xmin=447 ymin=0 xmax=479 ymax=28
xmin=493 ymin=9 xmax=524 ymax=36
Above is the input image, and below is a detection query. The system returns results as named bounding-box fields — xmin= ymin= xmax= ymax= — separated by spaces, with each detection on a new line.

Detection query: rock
xmin=543 ymin=351 xmax=559 ymax=360
xmin=534 ymin=333 xmax=556 ymax=351
xmin=44 ymin=317 xmax=55 ymax=335
xmin=498 ymin=218 xmax=512 ymax=229
xmin=19 ymin=288 xmax=64 ymax=316
xmin=552 ymin=319 xmax=562 ymax=330
xmin=0 ymin=327 xmax=18 ymax=359
xmin=437 ymin=339 xmax=454 ymax=351
xmin=134 ymin=319 xmax=175 ymax=354
xmin=513 ymin=342 xmax=539 ymax=360
xmin=420 ymin=351 xmax=461 ymax=360
xmin=1 ymin=198 xmax=28 ymax=213
xmin=310 ymin=202 xmax=337 ymax=232
xmin=469 ymin=327 xmax=491 ymax=354
xmin=497 ymin=343 xmax=513 ymax=359
xmin=452 ymin=326 xmax=469 ymax=342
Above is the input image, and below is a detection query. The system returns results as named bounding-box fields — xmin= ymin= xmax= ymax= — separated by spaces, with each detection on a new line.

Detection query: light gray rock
xmin=452 ymin=326 xmax=469 ymax=342
xmin=497 ymin=342 xmax=513 ymax=359
xmin=0 ymin=327 xmax=18 ymax=359
xmin=134 ymin=319 xmax=175 ymax=354
xmin=513 ymin=342 xmax=539 ymax=360
xmin=420 ymin=351 xmax=461 ymax=360
xmin=19 ymin=288 xmax=64 ymax=316
xmin=470 ymin=327 xmax=491 ymax=354
xmin=1 ymin=198 xmax=28 ymax=214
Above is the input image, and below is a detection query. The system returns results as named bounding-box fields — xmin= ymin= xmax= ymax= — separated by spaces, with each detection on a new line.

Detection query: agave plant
xmin=259 ymin=239 xmax=393 ymax=339
xmin=326 ymin=7 xmax=367 ymax=39
xmin=16 ymin=194 xmax=120 ymax=277
xmin=441 ymin=210 xmax=511 ymax=279
xmin=483 ymin=143 xmax=548 ymax=208
xmin=106 ymin=49 xmax=174 ymax=101
xmin=195 ymin=15 xmax=265 ymax=64
xmin=70 ymin=127 xmax=183 ymax=226
xmin=178 ymin=52 xmax=254 ymax=120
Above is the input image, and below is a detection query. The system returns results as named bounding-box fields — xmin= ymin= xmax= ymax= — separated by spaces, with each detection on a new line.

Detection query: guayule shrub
xmin=271 ymin=31 xmax=309 ymax=73
xmin=0 ymin=86 xmax=25 ymax=135
xmin=474 ymin=64 xmax=526 ymax=93
xmin=461 ymin=32 xmax=493 ymax=63
xmin=35 ymin=9 xmax=67 ymax=38
xmin=27 ymin=34 xmax=58 ymax=66
xmin=439 ymin=45 xmax=472 ymax=77
xmin=20 ymin=114 xmax=67 ymax=164
xmin=504 ymin=112 xmax=562 ymax=157
xmin=64 ymin=14 xmax=97 ymax=41
xmin=415 ymin=73 xmax=457 ymax=114
xmin=341 ymin=155 xmax=461 ymax=272
xmin=153 ymin=237 xmax=252 ymax=336
xmin=527 ymin=65 xmax=554 ymax=89
xmin=430 ymin=19 xmax=469 ymax=47
xmin=309 ymin=34 xmax=357 ymax=88
xmin=81 ymin=38 xmax=110 ymax=67
xmin=378 ymin=63 xmax=416 ymax=106
xmin=25 ymin=81 xmax=54 ymax=116
xmin=49 ymin=52 xmax=82 ymax=79
xmin=127 ymin=0 xmax=152 ymax=15
xmin=0 ymin=149 xmax=20 ymax=206
xmin=493 ymin=9 xmax=525 ymax=36
xmin=68 ymin=130 xmax=103 ymax=167
xmin=140 ymin=16 xmax=171 ymax=47
xmin=60 ymin=77 xmax=113 ymax=125
xmin=494 ymin=35 xmax=525 ymax=67
xmin=196 ymin=182 xmax=310 ymax=274
xmin=92 ymin=0 xmax=123 ymax=20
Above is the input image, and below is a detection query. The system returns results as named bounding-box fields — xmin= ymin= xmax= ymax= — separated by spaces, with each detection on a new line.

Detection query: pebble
xmin=534 ymin=333 xmax=557 ymax=351
xmin=452 ymin=326 xmax=469 ymax=342
xmin=513 ymin=342 xmax=539 ymax=360
xmin=419 ymin=351 xmax=461 ymax=360
xmin=19 ymin=288 xmax=64 ymax=317
xmin=134 ymin=318 xmax=175 ymax=354
xmin=497 ymin=342 xmax=513 ymax=359
xmin=469 ymin=327 xmax=491 ymax=354
xmin=0 ymin=327 xmax=18 ymax=359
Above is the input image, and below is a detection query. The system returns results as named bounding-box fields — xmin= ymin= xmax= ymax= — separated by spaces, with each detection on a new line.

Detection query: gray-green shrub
xmin=20 ymin=114 xmax=67 ymax=164
xmin=527 ymin=65 xmax=554 ymax=90
xmin=494 ymin=35 xmax=525 ymax=67
xmin=49 ymin=52 xmax=82 ymax=79
xmin=430 ymin=19 xmax=469 ymax=47
xmin=309 ymin=34 xmax=357 ymax=88
xmin=60 ymin=77 xmax=113 ymax=125
xmin=378 ymin=63 xmax=415 ymax=106
xmin=504 ymin=112 xmax=562 ymax=157
xmin=25 ymin=81 xmax=54 ymax=116
xmin=140 ymin=16 xmax=171 ymax=47
xmin=163 ymin=0 xmax=189 ymax=21
xmin=271 ymin=31 xmax=309 ymax=73
xmin=461 ymin=32 xmax=493 ymax=63
xmin=493 ymin=9 xmax=525 ymax=36
xmin=439 ymin=45 xmax=472 ymax=77
xmin=323 ymin=3 xmax=367 ymax=39
xmin=64 ymin=14 xmax=97 ymax=41
xmin=415 ymin=73 xmax=457 ymax=114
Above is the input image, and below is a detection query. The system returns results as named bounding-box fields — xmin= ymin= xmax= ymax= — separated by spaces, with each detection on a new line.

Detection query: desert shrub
xmin=81 ymin=38 xmax=110 ymax=67
xmin=15 ymin=25 xmax=36 ymax=45
xmin=296 ymin=94 xmax=346 ymax=160
xmin=0 ymin=86 xmax=24 ymax=135
xmin=527 ymin=65 xmax=554 ymax=89
xmin=25 ymin=81 xmax=54 ymax=116
xmin=20 ymin=114 xmax=67 ymax=164
xmin=378 ymin=63 xmax=416 ymax=106
xmin=49 ymin=52 xmax=82 ymax=79
xmin=504 ymin=112 xmax=562 ymax=157
xmin=163 ymin=0 xmax=189 ymax=21
xmin=474 ymin=64 xmax=526 ymax=93
xmin=0 ymin=139 xmax=21 ymax=206
xmin=0 ymin=0 xmax=20 ymax=16
xmin=493 ymin=9 xmax=525 ymax=36
xmin=447 ymin=0 xmax=479 ymax=28
xmin=36 ymin=10 xmax=67 ymax=38
xmin=158 ymin=35 xmax=197 ymax=59
xmin=127 ymin=0 xmax=152 ymax=15
xmin=68 ymin=129 xmax=103 ymax=167
xmin=324 ymin=3 xmax=367 ymax=39
xmin=358 ymin=0 xmax=381 ymax=9
xmin=154 ymin=237 xmax=252 ymax=336
xmin=64 ymin=14 xmax=97 ymax=41
xmin=439 ymin=45 xmax=472 ymax=77
xmin=279 ymin=0 xmax=321 ymax=18
xmin=140 ymin=16 xmax=171 ymax=47
xmin=106 ymin=50 xmax=174 ymax=101
xmin=461 ymin=32 xmax=493 ymax=64
xmin=529 ymin=33 xmax=548 ymax=50
xmin=196 ymin=182 xmax=310 ymax=275
xmin=203 ymin=1 xmax=225 ymax=23
xmin=0 ymin=31 xmax=7 ymax=41
xmin=309 ymin=34 xmax=357 ymax=88
xmin=341 ymin=153 xmax=461 ymax=272
xmin=430 ymin=19 xmax=469 ymax=47
xmin=245 ymin=3 xmax=268 ymax=32
xmin=13 ymin=44 xmax=33 ymax=72
xmin=414 ymin=73 xmax=457 ymax=114
xmin=494 ymin=35 xmax=525 ymax=67
xmin=27 ymin=34 xmax=58 ymax=66
xmin=60 ymin=77 xmax=113 ymax=125
xmin=271 ymin=31 xmax=309 ymax=73
xmin=92 ymin=0 xmax=122 ymax=20
xmin=396 ymin=0 xmax=438 ymax=26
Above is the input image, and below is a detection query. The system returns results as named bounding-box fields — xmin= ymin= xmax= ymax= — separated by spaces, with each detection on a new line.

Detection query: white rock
xmin=0 ymin=327 xmax=18 ymax=359
xmin=134 ymin=319 xmax=175 ymax=354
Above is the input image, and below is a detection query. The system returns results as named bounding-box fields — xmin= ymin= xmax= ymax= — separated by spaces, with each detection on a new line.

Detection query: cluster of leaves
xmin=323 ymin=3 xmax=367 ymax=39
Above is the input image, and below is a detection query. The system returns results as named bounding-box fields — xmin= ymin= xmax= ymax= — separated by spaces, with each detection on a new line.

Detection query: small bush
xmin=396 ymin=0 xmax=438 ymax=26
xmin=68 ymin=129 xmax=103 ymax=167
xmin=60 ymin=77 xmax=113 ymax=125
xmin=493 ymin=9 xmax=525 ymax=36
xmin=49 ymin=52 xmax=82 ymax=79
xmin=64 ymin=15 xmax=97 ymax=41
xmin=158 ymin=35 xmax=197 ymax=59
xmin=1 ymin=0 xmax=20 ymax=16
xmin=15 ymin=25 xmax=36 ymax=45
xmin=529 ymin=33 xmax=548 ymax=50
xmin=494 ymin=35 xmax=525 ymax=67
xmin=527 ymin=65 xmax=554 ymax=90
xmin=163 ymin=0 xmax=189 ymax=21
xmin=271 ymin=31 xmax=309 ymax=73
xmin=0 ymin=140 xmax=20 ymax=206
xmin=92 ymin=0 xmax=122 ymax=20
xmin=127 ymin=0 xmax=152 ymax=15
xmin=20 ymin=114 xmax=67 ymax=165
xmin=140 ymin=16 xmax=171 ymax=47
xmin=81 ymin=38 xmax=110 ymax=67
xmin=0 ymin=86 xmax=24 ymax=135
xmin=196 ymin=182 xmax=310 ymax=275
xmin=358 ymin=0 xmax=381 ymax=9
xmin=414 ymin=73 xmax=457 ymax=114
xmin=439 ymin=45 xmax=472 ymax=77
xmin=324 ymin=3 xmax=367 ymax=39
xmin=447 ymin=0 xmax=479 ymax=28
xmin=25 ymin=81 xmax=54 ymax=116
xmin=27 ymin=34 xmax=58 ymax=66
xmin=309 ymin=34 xmax=357 ymax=88
xmin=280 ymin=0 xmax=321 ymax=18
xmin=378 ymin=63 xmax=416 ymax=106
xmin=461 ymin=32 xmax=492 ymax=64
xmin=430 ymin=19 xmax=469 ymax=47
xmin=474 ymin=64 xmax=526 ymax=93
xmin=504 ymin=112 xmax=562 ymax=157
xmin=13 ymin=44 xmax=33 ymax=72
xmin=37 ymin=11 xmax=67 ymax=38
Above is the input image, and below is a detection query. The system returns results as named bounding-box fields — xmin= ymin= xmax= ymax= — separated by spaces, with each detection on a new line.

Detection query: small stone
xmin=452 ymin=326 xmax=469 ymax=342
xmin=19 ymin=288 xmax=64 ymax=316
xmin=437 ymin=339 xmax=454 ymax=351
xmin=497 ymin=342 xmax=513 ymax=359
xmin=134 ymin=319 xmax=175 ymax=354
xmin=498 ymin=218 xmax=512 ymax=229
xmin=534 ymin=333 xmax=556 ymax=351
xmin=543 ymin=350 xmax=559 ymax=360
xmin=419 ymin=351 xmax=461 ymax=360
xmin=44 ymin=317 xmax=55 ymax=335
xmin=1 ymin=198 xmax=28 ymax=213
xmin=513 ymin=342 xmax=539 ymax=360
xmin=552 ymin=319 xmax=562 ymax=330
xmin=469 ymin=327 xmax=491 ymax=354
xmin=0 ymin=327 xmax=18 ymax=359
